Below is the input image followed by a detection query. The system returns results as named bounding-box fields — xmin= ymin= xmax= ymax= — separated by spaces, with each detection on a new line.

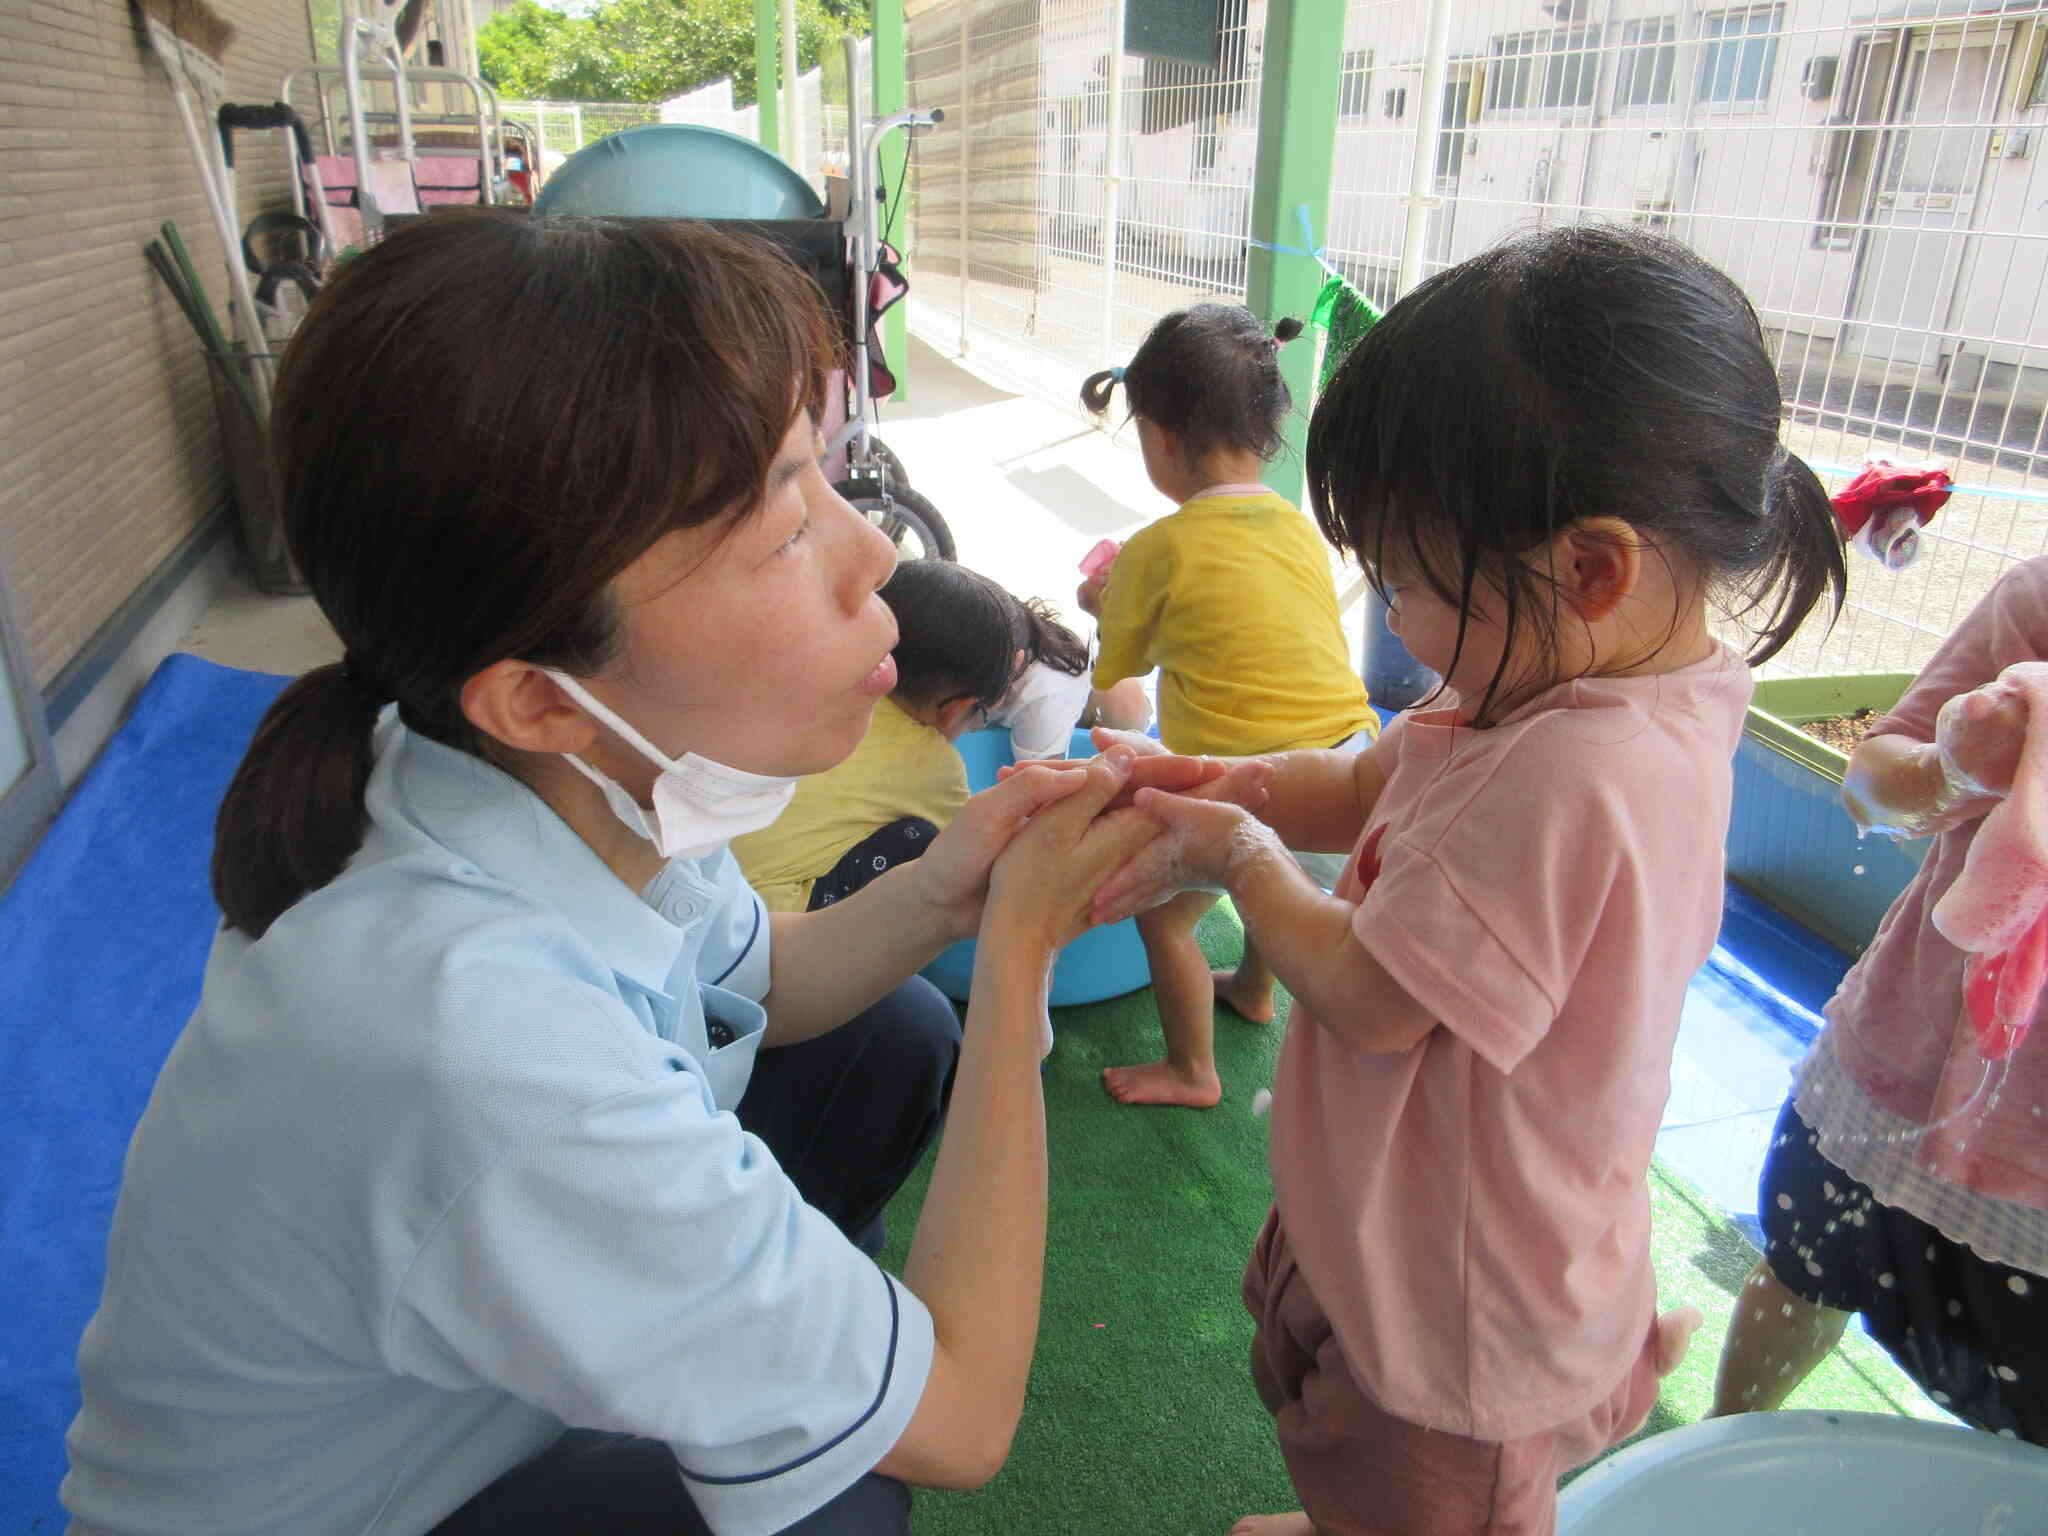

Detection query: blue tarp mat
xmin=0 ymin=655 xmax=290 ymax=1533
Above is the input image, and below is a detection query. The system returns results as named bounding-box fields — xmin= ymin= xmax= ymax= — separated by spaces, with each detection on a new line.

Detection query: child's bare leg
xmin=1103 ymin=890 xmax=1223 ymax=1107
xmin=1214 ymin=928 xmax=1277 ymax=1024
xmin=1227 ymin=1515 xmax=1315 ymax=1536
xmin=1708 ymin=1259 xmax=1850 ymax=1415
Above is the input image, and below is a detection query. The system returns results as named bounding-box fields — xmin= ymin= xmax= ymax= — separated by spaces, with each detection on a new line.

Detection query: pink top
xmin=1805 ymin=556 xmax=2048 ymax=1216
xmin=1268 ymin=648 xmax=1753 ymax=1439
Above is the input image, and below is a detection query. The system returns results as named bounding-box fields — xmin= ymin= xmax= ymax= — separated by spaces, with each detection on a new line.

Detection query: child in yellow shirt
xmin=1079 ymin=303 xmax=1376 ymax=1108
xmin=734 ymin=559 xmax=1093 ymax=913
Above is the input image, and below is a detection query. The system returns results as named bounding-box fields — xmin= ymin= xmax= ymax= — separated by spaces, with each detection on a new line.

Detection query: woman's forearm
xmin=763 ymin=863 xmax=954 ymax=1044
xmin=878 ymin=927 xmax=1049 ymax=1485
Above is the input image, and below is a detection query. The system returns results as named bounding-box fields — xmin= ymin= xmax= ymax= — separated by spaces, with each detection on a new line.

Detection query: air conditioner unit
xmin=1541 ymin=0 xmax=1589 ymax=18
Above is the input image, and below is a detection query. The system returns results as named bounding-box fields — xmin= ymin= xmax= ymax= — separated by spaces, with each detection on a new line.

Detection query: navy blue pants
xmin=1760 ymin=1098 xmax=2047 ymax=1445
xmin=433 ymin=977 xmax=961 ymax=1534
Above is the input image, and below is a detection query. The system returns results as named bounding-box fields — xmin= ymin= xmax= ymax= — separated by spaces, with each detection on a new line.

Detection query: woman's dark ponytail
xmin=211 ymin=664 xmax=384 ymax=939
xmin=1080 ymin=367 xmax=1123 ymax=417
xmin=1743 ymin=447 xmax=1847 ymax=666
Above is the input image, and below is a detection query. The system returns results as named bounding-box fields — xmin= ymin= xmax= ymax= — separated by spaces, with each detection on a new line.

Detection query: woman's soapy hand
xmin=983 ymin=748 xmax=1162 ymax=953
xmin=1089 ymin=778 xmax=1284 ymax=925
xmin=911 ymin=758 xmax=1105 ymax=941
xmin=1075 ymin=571 xmax=1109 ymax=618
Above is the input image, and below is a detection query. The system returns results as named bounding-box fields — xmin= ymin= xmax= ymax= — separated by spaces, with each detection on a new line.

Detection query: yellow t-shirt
xmin=731 ymin=696 xmax=970 ymax=914
xmin=1093 ymin=490 xmax=1377 ymax=756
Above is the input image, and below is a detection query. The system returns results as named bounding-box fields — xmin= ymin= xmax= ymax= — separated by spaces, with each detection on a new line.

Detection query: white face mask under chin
xmin=541 ymin=669 xmax=799 ymax=862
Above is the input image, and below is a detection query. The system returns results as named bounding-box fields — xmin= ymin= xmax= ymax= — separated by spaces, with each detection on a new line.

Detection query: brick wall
xmin=0 ymin=0 xmax=315 ymax=691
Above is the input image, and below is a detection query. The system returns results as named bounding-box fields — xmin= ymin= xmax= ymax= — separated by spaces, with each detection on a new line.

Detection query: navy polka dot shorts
xmin=1760 ymin=1098 xmax=2045 ymax=1444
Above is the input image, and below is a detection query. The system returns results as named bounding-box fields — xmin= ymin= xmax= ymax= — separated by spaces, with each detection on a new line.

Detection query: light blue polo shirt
xmin=62 ymin=716 xmax=934 ymax=1536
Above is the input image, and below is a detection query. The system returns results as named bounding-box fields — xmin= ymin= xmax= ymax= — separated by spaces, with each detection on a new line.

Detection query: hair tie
xmin=1271 ymin=337 xmax=1285 ymax=352
xmin=340 ymin=654 xmax=391 ymax=704
xmin=1108 ymin=366 xmax=1125 ymax=383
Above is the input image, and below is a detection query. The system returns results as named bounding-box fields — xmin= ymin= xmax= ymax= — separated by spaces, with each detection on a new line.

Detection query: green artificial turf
xmin=880 ymin=901 xmax=1943 ymax=1532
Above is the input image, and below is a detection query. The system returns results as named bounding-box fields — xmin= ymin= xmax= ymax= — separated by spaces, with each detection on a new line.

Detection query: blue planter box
xmin=1727 ymin=674 xmax=1928 ymax=956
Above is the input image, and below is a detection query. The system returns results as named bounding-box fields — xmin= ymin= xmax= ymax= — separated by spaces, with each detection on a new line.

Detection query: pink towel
xmin=1930 ymin=661 xmax=2048 ymax=1058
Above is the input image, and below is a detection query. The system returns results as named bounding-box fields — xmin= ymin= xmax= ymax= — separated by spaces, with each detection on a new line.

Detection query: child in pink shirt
xmin=1711 ymin=557 xmax=2048 ymax=1443
xmin=1091 ymin=226 xmax=1850 ymax=1534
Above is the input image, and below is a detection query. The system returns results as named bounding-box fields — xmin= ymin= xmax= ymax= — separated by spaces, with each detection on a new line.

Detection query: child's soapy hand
xmin=1088 ymin=781 xmax=1284 ymax=925
xmin=1000 ymin=729 xmax=1277 ymax=815
xmin=1936 ymin=674 xmax=2031 ymax=800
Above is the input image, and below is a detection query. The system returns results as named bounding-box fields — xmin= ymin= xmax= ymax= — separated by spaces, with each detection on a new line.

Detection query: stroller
xmin=532 ymin=117 xmax=954 ymax=561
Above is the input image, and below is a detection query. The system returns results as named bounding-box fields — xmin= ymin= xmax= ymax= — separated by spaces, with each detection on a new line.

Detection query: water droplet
xmin=1932 ymin=1390 xmax=1952 ymax=1405
xmin=1997 ymin=1365 xmax=2018 ymax=1382
xmin=2009 ymin=1275 xmax=2032 ymax=1297
xmin=1852 ymin=864 xmax=1867 ymax=876
xmin=1781 ymin=1303 xmax=1796 ymax=1317
xmin=1776 ymin=1193 xmax=1794 ymax=1210
xmin=1878 ymin=1273 xmax=1896 ymax=1289
xmin=1950 ymin=1299 xmax=1965 ymax=1316
xmin=1806 ymin=1259 xmax=1824 ymax=1277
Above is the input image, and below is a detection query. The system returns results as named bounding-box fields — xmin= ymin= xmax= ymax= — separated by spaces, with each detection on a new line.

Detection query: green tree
xmin=477 ymin=0 xmax=864 ymax=105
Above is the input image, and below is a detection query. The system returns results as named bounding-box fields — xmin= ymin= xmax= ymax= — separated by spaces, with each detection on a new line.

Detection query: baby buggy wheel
xmin=835 ymin=479 xmax=956 ymax=562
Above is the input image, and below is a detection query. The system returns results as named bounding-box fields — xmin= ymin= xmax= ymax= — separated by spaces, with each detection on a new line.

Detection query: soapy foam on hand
xmin=1930 ymin=662 xmax=2048 ymax=1057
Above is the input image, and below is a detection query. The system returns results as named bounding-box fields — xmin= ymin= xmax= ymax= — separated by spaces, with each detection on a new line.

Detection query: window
xmin=1615 ymin=17 xmax=1677 ymax=107
xmin=1338 ymin=49 xmax=1373 ymax=119
xmin=1486 ymin=27 xmax=1597 ymax=113
xmin=1383 ymin=86 xmax=1408 ymax=118
xmin=2030 ymin=32 xmax=2048 ymax=108
xmin=1699 ymin=7 xmax=1781 ymax=105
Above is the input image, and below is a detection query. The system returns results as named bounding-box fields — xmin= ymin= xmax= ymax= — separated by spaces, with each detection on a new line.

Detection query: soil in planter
xmin=1798 ymin=707 xmax=1885 ymax=756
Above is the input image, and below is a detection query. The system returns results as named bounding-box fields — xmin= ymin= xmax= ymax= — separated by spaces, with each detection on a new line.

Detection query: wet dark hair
xmin=1306 ymin=223 xmax=1845 ymax=724
xmin=213 ymin=209 xmax=840 ymax=937
xmin=880 ymin=560 xmax=1088 ymax=716
xmin=1080 ymin=304 xmax=1303 ymax=463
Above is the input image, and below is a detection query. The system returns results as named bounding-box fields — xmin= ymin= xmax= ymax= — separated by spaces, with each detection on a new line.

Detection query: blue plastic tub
xmin=1558 ymin=1411 xmax=2048 ymax=1534
xmin=920 ymin=727 xmax=1153 ymax=1008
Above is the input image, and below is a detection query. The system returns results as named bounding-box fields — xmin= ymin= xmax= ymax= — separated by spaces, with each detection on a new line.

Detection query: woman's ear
xmin=460 ymin=660 xmax=599 ymax=757
xmin=1550 ymin=517 xmax=1642 ymax=624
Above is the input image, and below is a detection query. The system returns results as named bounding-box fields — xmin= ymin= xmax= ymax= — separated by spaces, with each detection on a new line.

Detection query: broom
xmin=134 ymin=0 xmax=273 ymax=414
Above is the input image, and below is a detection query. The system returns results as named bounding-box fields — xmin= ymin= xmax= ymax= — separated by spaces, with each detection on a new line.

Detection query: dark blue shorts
xmin=1760 ymin=1098 xmax=2047 ymax=1445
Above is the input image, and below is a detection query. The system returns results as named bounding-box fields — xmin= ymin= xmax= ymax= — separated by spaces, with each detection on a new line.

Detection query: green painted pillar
xmin=873 ymin=0 xmax=909 ymax=401
xmin=1244 ymin=0 xmax=1345 ymax=505
xmin=755 ymin=0 xmax=780 ymax=153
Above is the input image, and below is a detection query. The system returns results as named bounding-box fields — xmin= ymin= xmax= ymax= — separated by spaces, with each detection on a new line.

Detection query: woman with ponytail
xmin=1075 ymin=303 xmax=1377 ymax=1109
xmin=59 ymin=210 xmax=1256 ymax=1536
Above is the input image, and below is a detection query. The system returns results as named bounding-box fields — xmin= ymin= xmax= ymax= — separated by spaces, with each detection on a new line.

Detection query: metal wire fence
xmin=899 ymin=0 xmax=2048 ymax=677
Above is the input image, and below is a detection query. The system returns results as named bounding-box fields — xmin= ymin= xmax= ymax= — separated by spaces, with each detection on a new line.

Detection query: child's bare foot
xmin=1102 ymin=1060 xmax=1223 ymax=1108
xmin=1228 ymin=1513 xmax=1314 ymax=1536
xmin=1212 ymin=968 xmax=1276 ymax=1024
xmin=1655 ymin=1306 xmax=1704 ymax=1377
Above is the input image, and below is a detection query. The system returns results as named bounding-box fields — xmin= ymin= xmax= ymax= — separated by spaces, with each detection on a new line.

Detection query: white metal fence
xmin=497 ymin=99 xmax=663 ymax=168
xmin=899 ymin=0 xmax=2048 ymax=678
